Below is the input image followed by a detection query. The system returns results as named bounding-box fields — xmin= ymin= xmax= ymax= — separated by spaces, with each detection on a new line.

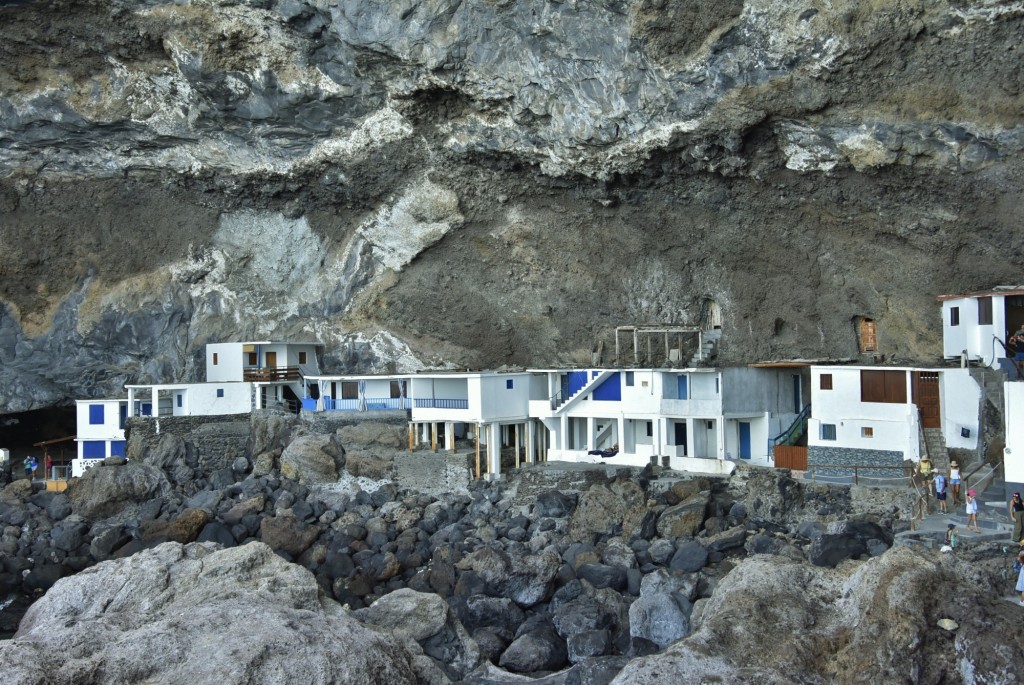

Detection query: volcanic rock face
xmin=2 ymin=0 xmax=1023 ymax=411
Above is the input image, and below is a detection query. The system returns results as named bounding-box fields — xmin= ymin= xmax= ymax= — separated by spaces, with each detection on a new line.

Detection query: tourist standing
xmin=934 ymin=471 xmax=948 ymax=514
xmin=919 ymin=456 xmax=934 ymax=495
xmin=1016 ymin=549 xmax=1024 ymax=606
xmin=23 ymin=456 xmax=32 ymax=480
xmin=965 ymin=489 xmax=981 ymax=533
xmin=1010 ymin=492 xmax=1024 ymax=543
xmin=943 ymin=523 xmax=958 ymax=552
xmin=949 ymin=460 xmax=961 ymax=505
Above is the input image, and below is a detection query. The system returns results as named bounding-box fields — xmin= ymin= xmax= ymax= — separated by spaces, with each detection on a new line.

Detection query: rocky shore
xmin=0 ymin=414 xmax=1021 ymax=684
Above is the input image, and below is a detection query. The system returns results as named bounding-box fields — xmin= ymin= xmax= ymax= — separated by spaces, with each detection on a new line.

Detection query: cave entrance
xmin=0 ymin=407 xmax=76 ymax=479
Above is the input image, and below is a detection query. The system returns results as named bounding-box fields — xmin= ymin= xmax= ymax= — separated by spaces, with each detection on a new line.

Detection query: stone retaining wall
xmin=126 ymin=414 xmax=251 ymax=472
xmin=393 ymin=451 xmax=473 ymax=497
xmin=807 ymin=446 xmax=905 ymax=479
xmin=300 ymin=410 xmax=409 ymax=434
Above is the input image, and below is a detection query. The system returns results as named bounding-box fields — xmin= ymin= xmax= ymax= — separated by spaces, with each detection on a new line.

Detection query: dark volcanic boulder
xmin=0 ymin=542 xmax=418 ymax=684
xmin=456 ymin=547 xmax=561 ymax=608
xmin=535 ymin=490 xmax=577 ymax=518
xmin=66 ymin=462 xmax=171 ymax=521
xmin=669 ymin=541 xmax=708 ymax=573
xmin=259 ymin=512 xmax=321 ymax=557
xmin=499 ymin=623 xmax=568 ymax=673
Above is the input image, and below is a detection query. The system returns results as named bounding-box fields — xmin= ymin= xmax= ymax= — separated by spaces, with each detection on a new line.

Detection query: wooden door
xmin=912 ymin=372 xmax=941 ymax=428
xmin=265 ymin=351 xmax=277 ymax=368
xmin=859 ymin=319 xmax=877 ymax=353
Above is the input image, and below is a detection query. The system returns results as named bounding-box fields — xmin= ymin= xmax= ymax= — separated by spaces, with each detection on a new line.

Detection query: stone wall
xmin=807 ymin=446 xmax=906 ymax=480
xmin=299 ymin=410 xmax=409 ymax=434
xmin=126 ymin=414 xmax=251 ymax=472
xmin=393 ymin=451 xmax=473 ymax=498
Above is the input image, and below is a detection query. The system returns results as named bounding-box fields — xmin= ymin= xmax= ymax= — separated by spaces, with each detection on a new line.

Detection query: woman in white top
xmin=965 ymin=488 xmax=981 ymax=533
xmin=949 ymin=461 xmax=962 ymax=506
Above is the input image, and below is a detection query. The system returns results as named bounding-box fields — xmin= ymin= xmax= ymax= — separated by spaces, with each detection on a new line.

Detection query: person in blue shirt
xmin=934 ymin=471 xmax=948 ymax=514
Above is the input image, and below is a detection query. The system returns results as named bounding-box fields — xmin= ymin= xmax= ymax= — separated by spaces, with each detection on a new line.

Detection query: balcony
xmin=244 ymin=366 xmax=302 ymax=382
xmin=302 ymin=397 xmax=412 ymax=412
xmin=413 ymin=398 xmax=469 ymax=409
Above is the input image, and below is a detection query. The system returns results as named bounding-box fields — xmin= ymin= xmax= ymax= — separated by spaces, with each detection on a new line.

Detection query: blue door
xmin=738 ymin=422 xmax=751 ymax=459
xmin=678 ymin=375 xmax=688 ymax=400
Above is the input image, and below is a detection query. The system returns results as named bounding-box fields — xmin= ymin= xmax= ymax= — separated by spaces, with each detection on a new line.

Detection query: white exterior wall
xmin=206 ymin=343 xmax=245 ymax=382
xmin=128 ymin=383 xmax=253 ymax=417
xmin=410 ymin=376 xmax=473 ymax=422
xmin=479 ymin=374 xmax=533 ymax=421
xmin=1005 ymin=382 xmax=1024 ymax=488
xmin=942 ymin=295 xmax=1007 ymax=367
xmin=809 ymin=367 xmax=918 ymax=460
xmin=75 ymin=399 xmax=128 ymax=460
xmin=940 ymin=369 xmax=981 ymax=450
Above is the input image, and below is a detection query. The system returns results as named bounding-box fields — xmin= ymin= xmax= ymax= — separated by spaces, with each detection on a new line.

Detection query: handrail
xmin=768 ymin=404 xmax=811 ymax=456
xmin=989 ymin=335 xmax=1024 ymax=380
xmin=806 ymin=463 xmax=915 ymax=485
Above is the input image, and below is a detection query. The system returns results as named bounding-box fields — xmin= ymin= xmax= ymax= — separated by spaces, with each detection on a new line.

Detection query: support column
xmin=526 ymin=421 xmax=535 ymax=464
xmin=717 ymin=419 xmax=726 ymax=460
xmin=587 ymin=417 xmax=596 ymax=452
xmin=560 ymin=415 xmax=569 ymax=457
xmin=474 ymin=424 xmax=481 ymax=479
xmin=430 ymin=422 xmax=437 ymax=452
xmin=686 ymin=418 xmax=695 ymax=458
xmin=487 ymin=423 xmax=500 ymax=479
xmin=127 ymin=388 xmax=135 ymax=416
xmin=514 ymin=424 xmax=521 ymax=469
xmin=447 ymin=422 xmax=455 ymax=453
xmin=615 ymin=330 xmax=620 ymax=366
xmin=408 ymin=423 xmax=415 ymax=451
xmin=151 ymin=387 xmax=159 ymax=417
xmin=617 ymin=416 xmax=625 ymax=453
xmin=664 ymin=332 xmax=669 ymax=366
xmin=634 ymin=329 xmax=639 ymax=366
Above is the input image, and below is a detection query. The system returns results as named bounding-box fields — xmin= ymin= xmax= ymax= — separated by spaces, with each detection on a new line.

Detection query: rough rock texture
xmin=3 ymin=0 xmax=1023 ymax=412
xmin=0 ymin=541 xmax=418 ymax=685
xmin=66 ymin=461 xmax=171 ymax=521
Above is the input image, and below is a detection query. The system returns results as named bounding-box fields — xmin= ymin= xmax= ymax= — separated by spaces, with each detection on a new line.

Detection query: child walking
xmin=965 ymin=488 xmax=981 ymax=533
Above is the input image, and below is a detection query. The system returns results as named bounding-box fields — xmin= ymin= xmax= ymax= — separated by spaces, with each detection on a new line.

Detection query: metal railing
xmin=768 ymin=404 xmax=811 ymax=456
xmin=414 ymin=398 xmax=469 ymax=409
xmin=806 ymin=463 xmax=915 ymax=485
xmin=303 ymin=397 xmax=412 ymax=411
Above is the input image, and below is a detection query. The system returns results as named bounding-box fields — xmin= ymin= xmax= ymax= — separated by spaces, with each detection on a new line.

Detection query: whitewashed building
xmin=529 ymin=367 xmax=808 ymax=475
xmin=128 ymin=341 xmax=322 ymax=418
xmin=408 ymin=371 xmax=542 ymax=477
xmin=939 ymin=286 xmax=1024 ymax=373
xmin=301 ymin=374 xmax=411 ymax=412
xmin=1004 ymin=382 xmax=1024 ymax=499
xmin=807 ymin=366 xmax=981 ymax=475
xmin=73 ymin=398 xmax=129 ymax=477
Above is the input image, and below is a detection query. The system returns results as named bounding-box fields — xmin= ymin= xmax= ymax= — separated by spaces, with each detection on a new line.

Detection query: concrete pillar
xmin=587 ymin=417 xmax=596 ymax=452
xmin=151 ymin=388 xmax=159 ymax=416
xmin=716 ymin=419 xmax=726 ymax=460
xmin=430 ymin=422 xmax=437 ymax=452
xmin=526 ymin=421 xmax=535 ymax=464
xmin=560 ymin=415 xmax=569 ymax=455
xmin=487 ymin=423 xmax=500 ymax=479
xmin=447 ymin=422 xmax=455 ymax=453
xmin=686 ymin=418 xmax=695 ymax=458
xmin=474 ymin=424 xmax=481 ymax=479
xmin=617 ymin=416 xmax=625 ymax=452
xmin=514 ymin=424 xmax=521 ymax=468
xmin=408 ymin=423 xmax=415 ymax=451
xmin=127 ymin=388 xmax=135 ymax=416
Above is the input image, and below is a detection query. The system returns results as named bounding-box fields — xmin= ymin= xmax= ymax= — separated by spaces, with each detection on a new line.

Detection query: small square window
xmin=89 ymin=404 xmax=105 ymax=425
xmin=247 ymin=352 xmax=258 ymax=365
xmin=213 ymin=353 xmax=219 ymax=365
xmin=216 ymin=388 xmax=224 ymax=398
xmin=821 ymin=424 xmax=837 ymax=441
xmin=299 ymin=351 xmax=307 ymax=364
xmin=506 ymin=379 xmax=514 ymax=390
xmin=820 ymin=374 xmax=833 ymax=390
xmin=625 ymin=371 xmax=634 ymax=387
xmin=978 ymin=297 xmax=993 ymax=325
xmin=950 ymin=307 xmax=959 ymax=327
xmin=861 ymin=426 xmax=873 ymax=438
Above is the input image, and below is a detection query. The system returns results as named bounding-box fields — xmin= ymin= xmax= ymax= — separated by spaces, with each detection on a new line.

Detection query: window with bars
xmin=820 ymin=424 xmax=837 ymax=440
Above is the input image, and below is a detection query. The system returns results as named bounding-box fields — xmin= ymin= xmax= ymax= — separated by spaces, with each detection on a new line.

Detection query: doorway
xmin=912 ymin=372 xmax=941 ymax=428
xmin=265 ymin=351 xmax=278 ymax=368
xmin=738 ymin=422 xmax=751 ymax=459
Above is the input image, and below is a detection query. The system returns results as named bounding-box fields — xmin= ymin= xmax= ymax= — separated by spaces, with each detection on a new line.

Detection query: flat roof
xmin=208 ymin=341 xmax=324 ymax=346
xmin=936 ymin=285 xmax=1024 ymax=301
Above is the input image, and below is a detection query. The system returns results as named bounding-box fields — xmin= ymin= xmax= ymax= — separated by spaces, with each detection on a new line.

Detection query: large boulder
xmin=628 ymin=569 xmax=696 ymax=649
xmin=66 ymin=462 xmax=171 ymax=521
xmin=280 ymin=434 xmax=341 ymax=484
xmin=259 ymin=512 xmax=321 ymax=557
xmin=456 ymin=547 xmax=561 ymax=608
xmin=0 ymin=542 xmax=418 ymax=685
xmin=136 ymin=433 xmax=196 ymax=485
xmin=569 ymin=480 xmax=648 ymax=542
xmin=656 ymin=491 xmax=710 ymax=538
xmin=339 ymin=423 xmax=406 ymax=450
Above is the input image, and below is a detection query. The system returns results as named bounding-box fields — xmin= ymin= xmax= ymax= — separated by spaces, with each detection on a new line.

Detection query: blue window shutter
xmin=110 ymin=441 xmax=126 ymax=457
xmin=506 ymin=379 xmax=514 ymax=390
xmin=176 ymin=394 xmax=183 ymax=408
xmin=216 ymin=388 xmax=224 ymax=398
xmin=89 ymin=404 xmax=104 ymax=425
xmin=83 ymin=441 xmax=105 ymax=458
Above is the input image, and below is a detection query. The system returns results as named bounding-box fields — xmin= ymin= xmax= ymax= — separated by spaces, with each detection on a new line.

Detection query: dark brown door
xmin=265 ymin=351 xmax=277 ymax=368
xmin=913 ymin=372 xmax=941 ymax=428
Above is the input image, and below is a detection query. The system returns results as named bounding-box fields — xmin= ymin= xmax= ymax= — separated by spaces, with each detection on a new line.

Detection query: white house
xmin=73 ymin=398 xmax=129 ymax=477
xmin=807 ymin=365 xmax=980 ymax=476
xmin=1004 ymin=382 xmax=1024 ymax=500
xmin=408 ymin=371 xmax=542 ymax=477
xmin=128 ymin=341 xmax=323 ymax=418
xmin=939 ymin=286 xmax=1024 ymax=373
xmin=529 ymin=367 xmax=808 ymax=475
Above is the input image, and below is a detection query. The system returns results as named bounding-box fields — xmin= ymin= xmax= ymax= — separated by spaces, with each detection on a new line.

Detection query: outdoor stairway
xmin=689 ymin=329 xmax=721 ymax=366
xmin=551 ymin=370 xmax=615 ymax=412
xmin=922 ymin=427 xmax=949 ymax=472
xmin=969 ymin=366 xmax=1007 ymax=418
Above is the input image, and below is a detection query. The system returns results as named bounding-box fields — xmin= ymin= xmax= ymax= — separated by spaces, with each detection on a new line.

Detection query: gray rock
xmin=499 ymin=624 xmax=567 ymax=674
xmin=601 ymin=539 xmax=637 ymax=570
xmin=66 ymin=462 xmax=171 ymax=521
xmin=280 ymin=434 xmax=340 ymax=484
xmin=576 ymin=564 xmax=627 ymax=591
xmin=648 ymin=539 xmax=676 ymax=565
xmin=354 ymin=588 xmax=448 ymax=642
xmin=456 ymin=547 xmax=560 ymax=608
xmin=45 ymin=494 xmax=72 ymax=521
xmin=0 ymin=542 xmax=418 ymax=684
xmin=669 ymin=541 xmax=708 ymax=573
xmin=567 ymin=630 xmax=610 ymax=664
xmin=656 ymin=492 xmax=710 ymax=539
xmin=535 ymin=490 xmax=577 ymax=518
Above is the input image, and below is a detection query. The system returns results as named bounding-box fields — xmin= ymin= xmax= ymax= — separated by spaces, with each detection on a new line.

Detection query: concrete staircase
xmin=969 ymin=366 xmax=1007 ymax=417
xmin=922 ymin=427 xmax=949 ymax=471
xmin=689 ymin=329 xmax=721 ymax=366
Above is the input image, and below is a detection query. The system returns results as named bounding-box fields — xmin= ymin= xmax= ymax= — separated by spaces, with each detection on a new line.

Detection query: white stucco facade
xmin=74 ymin=399 xmax=129 ymax=476
xmin=126 ymin=383 xmax=254 ymax=418
xmin=940 ymin=288 xmax=1024 ymax=369
xmin=206 ymin=341 xmax=321 ymax=382
xmin=808 ymin=366 xmax=980 ymax=462
xmin=1004 ymin=382 xmax=1024 ymax=493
